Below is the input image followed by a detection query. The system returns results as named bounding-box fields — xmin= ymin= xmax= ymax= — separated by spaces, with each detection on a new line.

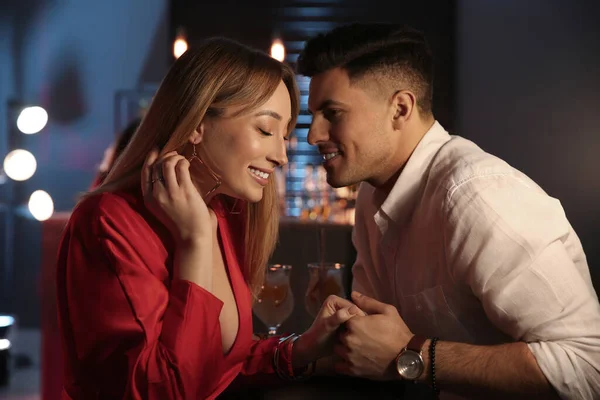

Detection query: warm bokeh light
xmin=3 ymin=149 xmax=37 ymax=181
xmin=270 ymin=39 xmax=285 ymax=62
xmin=16 ymin=106 xmax=48 ymax=134
xmin=173 ymin=36 xmax=188 ymax=59
xmin=28 ymin=190 xmax=54 ymax=221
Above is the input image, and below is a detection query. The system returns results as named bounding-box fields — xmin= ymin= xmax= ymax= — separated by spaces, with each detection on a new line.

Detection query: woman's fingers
xmin=141 ymin=148 xmax=160 ymax=197
xmin=160 ymin=154 xmax=186 ymax=192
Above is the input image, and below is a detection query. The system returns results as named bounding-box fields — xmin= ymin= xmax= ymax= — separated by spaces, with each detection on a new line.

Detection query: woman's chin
xmin=244 ymin=189 xmax=264 ymax=203
xmin=227 ymin=187 xmax=263 ymax=204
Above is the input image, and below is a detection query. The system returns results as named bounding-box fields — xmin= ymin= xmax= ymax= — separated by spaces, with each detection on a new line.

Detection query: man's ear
xmin=390 ymin=89 xmax=416 ymax=130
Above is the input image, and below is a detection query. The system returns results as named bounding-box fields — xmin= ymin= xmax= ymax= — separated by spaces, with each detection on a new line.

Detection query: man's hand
xmin=335 ymin=292 xmax=414 ymax=380
xmin=294 ymin=295 xmax=365 ymax=367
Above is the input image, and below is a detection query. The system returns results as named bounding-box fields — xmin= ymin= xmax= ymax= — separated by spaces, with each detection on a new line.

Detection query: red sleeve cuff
xmin=241 ymin=336 xmax=281 ymax=375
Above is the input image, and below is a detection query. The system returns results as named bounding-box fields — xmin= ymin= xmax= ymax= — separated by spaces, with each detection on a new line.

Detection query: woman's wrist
xmin=175 ymin=231 xmax=212 ymax=248
xmin=173 ymin=238 xmax=213 ymax=288
xmin=291 ymin=332 xmax=318 ymax=368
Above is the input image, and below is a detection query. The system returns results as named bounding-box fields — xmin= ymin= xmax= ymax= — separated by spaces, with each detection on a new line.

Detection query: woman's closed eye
xmin=259 ymin=128 xmax=289 ymax=141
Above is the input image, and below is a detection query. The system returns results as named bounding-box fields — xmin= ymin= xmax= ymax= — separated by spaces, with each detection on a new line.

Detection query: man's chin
xmin=326 ymin=174 xmax=358 ymax=189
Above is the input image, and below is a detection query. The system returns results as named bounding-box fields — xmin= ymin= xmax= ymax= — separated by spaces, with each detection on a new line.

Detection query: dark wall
xmin=457 ymin=0 xmax=600 ymax=290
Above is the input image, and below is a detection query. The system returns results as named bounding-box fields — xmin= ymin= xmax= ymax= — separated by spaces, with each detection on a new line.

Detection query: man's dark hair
xmin=297 ymin=23 xmax=434 ymax=114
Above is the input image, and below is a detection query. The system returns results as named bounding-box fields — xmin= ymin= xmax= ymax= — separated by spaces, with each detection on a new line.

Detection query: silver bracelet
xmin=273 ymin=333 xmax=297 ymax=380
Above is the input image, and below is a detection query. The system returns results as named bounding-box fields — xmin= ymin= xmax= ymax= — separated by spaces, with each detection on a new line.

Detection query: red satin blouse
xmin=55 ymin=188 xmax=279 ymax=399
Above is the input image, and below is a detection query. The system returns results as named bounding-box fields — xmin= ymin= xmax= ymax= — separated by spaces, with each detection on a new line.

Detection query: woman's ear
xmin=189 ymin=121 xmax=204 ymax=145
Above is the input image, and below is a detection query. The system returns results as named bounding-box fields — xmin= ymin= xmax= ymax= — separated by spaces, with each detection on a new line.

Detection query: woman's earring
xmin=188 ymin=144 xmax=222 ymax=198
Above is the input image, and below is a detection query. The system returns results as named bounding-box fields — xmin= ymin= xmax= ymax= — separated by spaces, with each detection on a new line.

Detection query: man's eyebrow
xmin=308 ymin=99 xmax=346 ymax=114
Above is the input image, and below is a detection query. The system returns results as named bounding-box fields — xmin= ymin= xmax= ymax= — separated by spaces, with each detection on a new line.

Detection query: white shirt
xmin=351 ymin=121 xmax=600 ymax=399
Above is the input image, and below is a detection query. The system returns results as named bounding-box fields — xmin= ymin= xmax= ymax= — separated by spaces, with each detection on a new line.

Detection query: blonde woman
xmin=56 ymin=37 xmax=360 ymax=399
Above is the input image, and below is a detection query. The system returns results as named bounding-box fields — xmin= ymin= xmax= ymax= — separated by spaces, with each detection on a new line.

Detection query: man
xmin=297 ymin=23 xmax=600 ymax=399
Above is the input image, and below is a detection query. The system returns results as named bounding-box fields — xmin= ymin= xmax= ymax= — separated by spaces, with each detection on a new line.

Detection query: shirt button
xmin=416 ymin=304 xmax=423 ymax=311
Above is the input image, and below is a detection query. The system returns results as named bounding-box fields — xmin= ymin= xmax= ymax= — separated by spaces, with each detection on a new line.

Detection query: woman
xmin=56 ymin=37 xmax=360 ymax=399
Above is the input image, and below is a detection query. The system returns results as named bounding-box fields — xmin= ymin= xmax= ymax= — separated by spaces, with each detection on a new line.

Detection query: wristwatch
xmin=395 ymin=335 xmax=427 ymax=381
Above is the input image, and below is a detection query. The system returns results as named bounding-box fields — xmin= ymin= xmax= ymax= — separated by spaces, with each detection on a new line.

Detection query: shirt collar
xmin=378 ymin=121 xmax=451 ymax=226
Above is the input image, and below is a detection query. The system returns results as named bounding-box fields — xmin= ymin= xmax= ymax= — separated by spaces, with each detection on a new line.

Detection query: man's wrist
xmin=416 ymin=338 xmax=432 ymax=383
xmin=392 ymin=337 xmax=432 ymax=383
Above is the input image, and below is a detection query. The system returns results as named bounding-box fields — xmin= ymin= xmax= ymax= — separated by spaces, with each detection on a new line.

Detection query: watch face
xmin=396 ymin=350 xmax=424 ymax=380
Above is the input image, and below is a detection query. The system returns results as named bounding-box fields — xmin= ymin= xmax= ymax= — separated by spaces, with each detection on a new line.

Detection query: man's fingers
xmin=351 ymin=291 xmax=393 ymax=315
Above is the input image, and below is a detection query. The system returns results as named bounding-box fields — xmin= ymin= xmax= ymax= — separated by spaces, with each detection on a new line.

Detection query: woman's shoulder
xmin=69 ymin=189 xmax=149 ymax=236
xmin=74 ymin=190 xmax=135 ymax=217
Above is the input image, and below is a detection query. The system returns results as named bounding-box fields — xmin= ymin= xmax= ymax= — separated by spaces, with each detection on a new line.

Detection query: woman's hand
xmin=141 ymin=149 xmax=214 ymax=244
xmin=141 ymin=149 xmax=216 ymax=289
xmin=293 ymin=295 xmax=365 ymax=367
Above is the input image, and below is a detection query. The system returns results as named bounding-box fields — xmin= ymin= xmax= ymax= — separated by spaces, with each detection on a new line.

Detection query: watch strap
xmin=406 ymin=334 xmax=427 ymax=354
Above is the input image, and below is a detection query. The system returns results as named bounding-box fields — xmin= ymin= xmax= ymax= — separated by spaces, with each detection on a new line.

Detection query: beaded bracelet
xmin=429 ymin=337 xmax=440 ymax=399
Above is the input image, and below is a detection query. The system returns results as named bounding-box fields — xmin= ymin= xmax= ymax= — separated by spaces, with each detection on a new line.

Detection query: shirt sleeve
xmin=443 ymin=173 xmax=600 ymax=400
xmin=57 ymin=201 xmax=226 ymax=399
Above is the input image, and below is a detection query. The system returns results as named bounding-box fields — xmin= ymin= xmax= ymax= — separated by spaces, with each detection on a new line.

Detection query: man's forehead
xmin=308 ymin=68 xmax=352 ymax=108
xmin=309 ymin=68 xmax=349 ymax=92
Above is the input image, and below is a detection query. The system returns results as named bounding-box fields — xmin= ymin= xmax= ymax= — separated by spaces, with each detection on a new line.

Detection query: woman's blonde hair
xmin=88 ymin=37 xmax=299 ymax=296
